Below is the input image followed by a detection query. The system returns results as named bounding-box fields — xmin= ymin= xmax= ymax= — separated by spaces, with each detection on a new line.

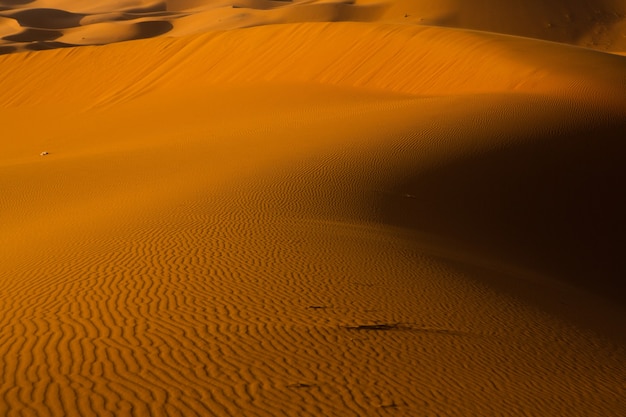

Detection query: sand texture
xmin=1 ymin=1 xmax=626 ymax=416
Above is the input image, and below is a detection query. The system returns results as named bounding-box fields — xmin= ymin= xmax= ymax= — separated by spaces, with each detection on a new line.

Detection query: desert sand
xmin=1 ymin=1 xmax=626 ymax=416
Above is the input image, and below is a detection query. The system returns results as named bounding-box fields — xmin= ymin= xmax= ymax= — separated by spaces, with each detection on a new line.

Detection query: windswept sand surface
xmin=1 ymin=1 xmax=626 ymax=416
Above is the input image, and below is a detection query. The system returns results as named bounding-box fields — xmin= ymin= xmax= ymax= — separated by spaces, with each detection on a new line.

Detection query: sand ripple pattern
xmin=1 ymin=88 xmax=625 ymax=416
xmin=1 ymin=5 xmax=625 ymax=415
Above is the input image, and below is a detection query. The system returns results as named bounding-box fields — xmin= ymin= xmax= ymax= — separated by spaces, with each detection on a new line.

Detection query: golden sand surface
xmin=1 ymin=1 xmax=626 ymax=416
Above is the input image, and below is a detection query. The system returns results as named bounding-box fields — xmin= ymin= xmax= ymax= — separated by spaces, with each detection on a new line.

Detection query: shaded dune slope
xmin=383 ymin=97 xmax=626 ymax=307
xmin=378 ymin=0 xmax=626 ymax=52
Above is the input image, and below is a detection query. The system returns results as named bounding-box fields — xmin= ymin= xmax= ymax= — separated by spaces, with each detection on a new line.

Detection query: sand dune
xmin=2 ymin=22 xmax=625 ymax=109
xmin=2 ymin=0 xmax=625 ymax=54
xmin=1 ymin=1 xmax=626 ymax=416
xmin=0 ymin=0 xmax=385 ymax=53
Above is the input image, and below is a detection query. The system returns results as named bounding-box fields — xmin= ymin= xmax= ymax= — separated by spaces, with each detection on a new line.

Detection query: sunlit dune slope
xmin=1 ymin=11 xmax=626 ymax=417
xmin=1 ymin=22 xmax=626 ymax=108
xmin=0 ymin=0 xmax=385 ymax=53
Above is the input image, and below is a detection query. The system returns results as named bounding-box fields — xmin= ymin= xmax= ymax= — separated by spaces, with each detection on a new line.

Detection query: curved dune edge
xmin=2 ymin=0 xmax=626 ymax=54
xmin=0 ymin=0 xmax=385 ymax=54
xmin=1 ymin=14 xmax=626 ymax=417
xmin=378 ymin=0 xmax=626 ymax=52
xmin=1 ymin=22 xmax=625 ymax=109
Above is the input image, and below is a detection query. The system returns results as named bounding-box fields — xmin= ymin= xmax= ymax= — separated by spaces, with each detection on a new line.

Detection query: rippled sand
xmin=1 ymin=1 xmax=625 ymax=416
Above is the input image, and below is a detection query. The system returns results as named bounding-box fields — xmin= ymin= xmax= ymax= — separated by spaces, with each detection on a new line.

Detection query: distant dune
xmin=1 ymin=1 xmax=625 ymax=416
xmin=2 ymin=0 xmax=626 ymax=54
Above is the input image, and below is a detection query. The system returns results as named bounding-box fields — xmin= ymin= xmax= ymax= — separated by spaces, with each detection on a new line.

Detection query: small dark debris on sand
xmin=287 ymin=383 xmax=316 ymax=389
xmin=343 ymin=323 xmax=401 ymax=331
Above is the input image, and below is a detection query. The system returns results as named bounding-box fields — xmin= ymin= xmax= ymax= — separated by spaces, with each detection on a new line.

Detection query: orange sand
xmin=1 ymin=1 xmax=626 ymax=416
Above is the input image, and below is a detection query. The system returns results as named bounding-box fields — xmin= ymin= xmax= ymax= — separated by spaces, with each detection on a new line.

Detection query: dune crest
xmin=1 ymin=22 xmax=625 ymax=110
xmin=376 ymin=0 xmax=626 ymax=52
xmin=0 ymin=0 xmax=386 ymax=53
